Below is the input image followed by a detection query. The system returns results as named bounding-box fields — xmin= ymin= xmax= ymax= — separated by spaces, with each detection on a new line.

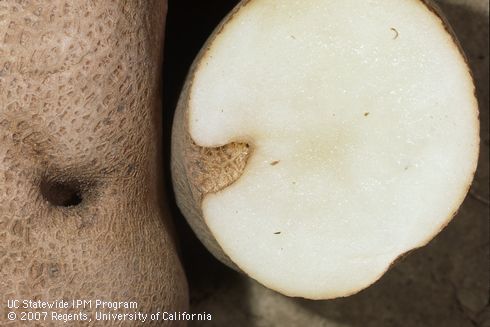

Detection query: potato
xmin=0 ymin=0 xmax=188 ymax=325
xmin=172 ymin=0 xmax=479 ymax=299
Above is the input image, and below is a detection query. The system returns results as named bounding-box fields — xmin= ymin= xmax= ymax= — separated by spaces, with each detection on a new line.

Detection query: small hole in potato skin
xmin=40 ymin=179 xmax=83 ymax=207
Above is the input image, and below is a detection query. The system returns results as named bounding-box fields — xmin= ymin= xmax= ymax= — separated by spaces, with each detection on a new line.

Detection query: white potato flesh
xmin=188 ymin=0 xmax=478 ymax=299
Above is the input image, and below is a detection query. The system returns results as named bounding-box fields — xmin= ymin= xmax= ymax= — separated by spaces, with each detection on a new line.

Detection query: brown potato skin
xmin=0 ymin=0 xmax=188 ymax=325
xmin=171 ymin=0 xmax=249 ymax=272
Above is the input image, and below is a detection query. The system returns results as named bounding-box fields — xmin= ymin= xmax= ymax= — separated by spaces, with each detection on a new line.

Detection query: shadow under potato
xmin=162 ymin=1 xmax=489 ymax=326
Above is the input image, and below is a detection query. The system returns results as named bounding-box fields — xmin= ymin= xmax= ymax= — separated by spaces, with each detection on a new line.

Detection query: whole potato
xmin=0 ymin=0 xmax=188 ymax=325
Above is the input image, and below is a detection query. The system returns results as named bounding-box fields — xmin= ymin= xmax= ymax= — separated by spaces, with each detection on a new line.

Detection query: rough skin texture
xmin=171 ymin=0 xmax=478 ymax=291
xmin=171 ymin=1 xmax=252 ymax=271
xmin=0 ymin=0 xmax=188 ymax=325
xmin=172 ymin=73 xmax=251 ymax=270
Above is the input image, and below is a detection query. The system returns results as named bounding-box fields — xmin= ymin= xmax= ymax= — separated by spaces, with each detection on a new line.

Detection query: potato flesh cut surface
xmin=188 ymin=0 xmax=478 ymax=299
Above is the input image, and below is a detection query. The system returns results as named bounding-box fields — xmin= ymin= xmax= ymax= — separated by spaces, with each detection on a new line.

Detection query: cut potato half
xmin=172 ymin=0 xmax=479 ymax=299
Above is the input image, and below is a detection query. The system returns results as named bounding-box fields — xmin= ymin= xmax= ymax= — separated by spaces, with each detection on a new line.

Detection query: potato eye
xmin=40 ymin=179 xmax=83 ymax=207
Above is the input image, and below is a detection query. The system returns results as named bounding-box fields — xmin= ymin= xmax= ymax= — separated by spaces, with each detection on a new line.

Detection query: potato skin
xmin=0 ymin=0 xmax=188 ymax=325
xmin=171 ymin=0 xmax=249 ymax=272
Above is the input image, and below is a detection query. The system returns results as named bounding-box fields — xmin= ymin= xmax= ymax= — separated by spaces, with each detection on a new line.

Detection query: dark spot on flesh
xmin=270 ymin=160 xmax=280 ymax=166
xmin=274 ymin=232 xmax=281 ymax=235
xmin=390 ymin=27 xmax=399 ymax=39
xmin=364 ymin=112 xmax=370 ymax=116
